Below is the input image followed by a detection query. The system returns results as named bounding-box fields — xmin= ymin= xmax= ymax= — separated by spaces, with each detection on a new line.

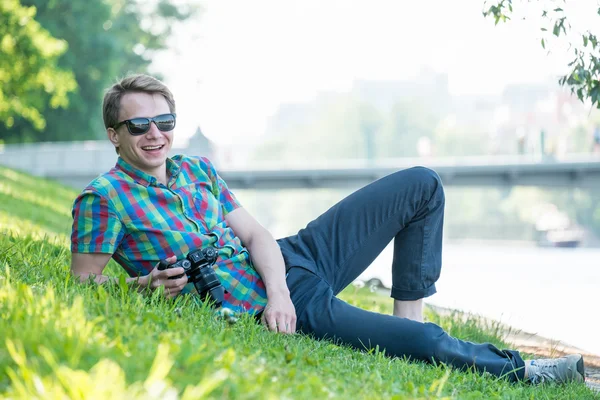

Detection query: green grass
xmin=0 ymin=165 xmax=597 ymax=399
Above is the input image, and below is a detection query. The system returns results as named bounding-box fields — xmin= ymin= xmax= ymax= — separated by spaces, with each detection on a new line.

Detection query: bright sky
xmin=152 ymin=0 xmax=599 ymax=146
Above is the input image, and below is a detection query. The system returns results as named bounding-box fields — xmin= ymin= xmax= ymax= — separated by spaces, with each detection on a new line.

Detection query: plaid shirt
xmin=71 ymin=155 xmax=268 ymax=313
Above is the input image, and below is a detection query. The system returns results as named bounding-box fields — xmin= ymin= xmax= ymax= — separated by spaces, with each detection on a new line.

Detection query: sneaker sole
xmin=576 ymin=355 xmax=585 ymax=383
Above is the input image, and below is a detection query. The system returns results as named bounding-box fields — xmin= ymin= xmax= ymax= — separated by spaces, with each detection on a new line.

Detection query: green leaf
xmin=541 ymin=38 xmax=545 ymax=49
xmin=590 ymin=83 xmax=600 ymax=106
xmin=583 ymin=35 xmax=589 ymax=47
xmin=553 ymin=22 xmax=561 ymax=37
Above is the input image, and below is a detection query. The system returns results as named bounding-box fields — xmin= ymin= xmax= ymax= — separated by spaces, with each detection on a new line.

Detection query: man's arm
xmin=225 ymin=207 xmax=296 ymax=334
xmin=71 ymin=252 xmax=143 ymax=285
xmin=71 ymin=252 xmax=187 ymax=298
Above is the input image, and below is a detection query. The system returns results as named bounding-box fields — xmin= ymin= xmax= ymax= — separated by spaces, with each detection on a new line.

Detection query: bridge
xmin=1 ymin=141 xmax=599 ymax=189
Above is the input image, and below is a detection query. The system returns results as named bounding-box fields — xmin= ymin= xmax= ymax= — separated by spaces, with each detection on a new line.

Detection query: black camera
xmin=158 ymin=247 xmax=224 ymax=307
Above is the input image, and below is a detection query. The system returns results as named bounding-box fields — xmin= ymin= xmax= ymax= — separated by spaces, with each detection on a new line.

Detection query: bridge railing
xmin=1 ymin=141 xmax=600 ymax=189
xmin=0 ymin=141 xmax=127 ymax=177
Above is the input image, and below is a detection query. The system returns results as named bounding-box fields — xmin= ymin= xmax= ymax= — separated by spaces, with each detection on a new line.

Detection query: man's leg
xmin=393 ymin=299 xmax=424 ymax=322
xmin=280 ymin=168 xmax=583 ymax=384
xmin=278 ymin=166 xmax=444 ymax=320
xmin=285 ymin=266 xmax=525 ymax=382
xmin=280 ymin=167 xmax=525 ymax=381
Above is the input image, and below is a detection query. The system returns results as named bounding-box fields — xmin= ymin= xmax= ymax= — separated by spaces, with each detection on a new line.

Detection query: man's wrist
xmin=266 ymin=285 xmax=290 ymax=298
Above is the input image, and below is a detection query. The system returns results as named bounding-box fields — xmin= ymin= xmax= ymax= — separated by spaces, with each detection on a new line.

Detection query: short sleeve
xmin=200 ymin=157 xmax=242 ymax=216
xmin=71 ymin=190 xmax=124 ymax=254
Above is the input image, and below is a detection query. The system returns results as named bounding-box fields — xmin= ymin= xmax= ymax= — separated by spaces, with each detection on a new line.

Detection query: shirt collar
xmin=116 ymin=157 xmax=181 ymax=187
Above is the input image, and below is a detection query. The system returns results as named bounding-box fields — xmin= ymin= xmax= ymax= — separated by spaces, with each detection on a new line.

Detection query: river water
xmin=358 ymin=242 xmax=600 ymax=356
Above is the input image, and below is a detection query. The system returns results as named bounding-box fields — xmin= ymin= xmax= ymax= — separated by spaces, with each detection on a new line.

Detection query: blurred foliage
xmin=251 ymin=93 xmax=486 ymax=164
xmin=0 ymin=0 xmax=199 ymax=144
xmin=0 ymin=0 xmax=77 ymax=132
xmin=483 ymin=0 xmax=600 ymax=109
xmin=253 ymin=96 xmax=379 ymax=162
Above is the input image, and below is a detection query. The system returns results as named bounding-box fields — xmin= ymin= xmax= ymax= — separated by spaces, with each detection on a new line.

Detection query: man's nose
xmin=145 ymin=121 xmax=161 ymax=137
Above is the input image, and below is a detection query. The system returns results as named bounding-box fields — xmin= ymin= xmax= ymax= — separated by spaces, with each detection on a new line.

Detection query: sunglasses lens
xmin=127 ymin=118 xmax=150 ymax=135
xmin=154 ymin=114 xmax=176 ymax=131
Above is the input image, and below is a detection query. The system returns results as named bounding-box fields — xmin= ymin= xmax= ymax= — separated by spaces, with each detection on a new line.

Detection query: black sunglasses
xmin=113 ymin=113 xmax=176 ymax=135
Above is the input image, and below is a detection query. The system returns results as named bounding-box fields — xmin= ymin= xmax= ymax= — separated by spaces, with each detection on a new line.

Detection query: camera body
xmin=158 ymin=247 xmax=224 ymax=307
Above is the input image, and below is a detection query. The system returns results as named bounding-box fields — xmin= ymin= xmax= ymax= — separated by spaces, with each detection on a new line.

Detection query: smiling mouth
xmin=141 ymin=145 xmax=164 ymax=151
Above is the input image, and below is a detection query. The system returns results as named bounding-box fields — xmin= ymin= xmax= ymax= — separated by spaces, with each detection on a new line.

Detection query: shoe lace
xmin=529 ymin=358 xmax=568 ymax=384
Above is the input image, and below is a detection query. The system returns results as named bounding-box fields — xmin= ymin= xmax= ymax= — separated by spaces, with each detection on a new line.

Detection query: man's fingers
xmin=175 ymin=275 xmax=188 ymax=289
xmin=150 ymin=278 xmax=162 ymax=289
xmin=162 ymin=273 xmax=187 ymax=287
xmin=167 ymin=278 xmax=188 ymax=296
xmin=275 ymin=316 xmax=288 ymax=333
xmin=265 ymin=314 xmax=278 ymax=332
xmin=260 ymin=307 xmax=297 ymax=334
xmin=159 ymin=267 xmax=185 ymax=279
xmin=283 ymin=317 xmax=297 ymax=334
xmin=154 ymin=256 xmax=177 ymax=269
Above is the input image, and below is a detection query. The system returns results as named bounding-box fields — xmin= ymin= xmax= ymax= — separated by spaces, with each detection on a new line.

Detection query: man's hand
xmin=261 ymin=291 xmax=297 ymax=334
xmin=142 ymin=256 xmax=188 ymax=298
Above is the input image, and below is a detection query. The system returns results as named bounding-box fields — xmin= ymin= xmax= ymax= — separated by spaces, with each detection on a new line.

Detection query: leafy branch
xmin=483 ymin=0 xmax=600 ymax=108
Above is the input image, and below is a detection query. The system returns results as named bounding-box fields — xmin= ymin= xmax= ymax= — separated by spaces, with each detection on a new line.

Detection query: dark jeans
xmin=276 ymin=167 xmax=525 ymax=381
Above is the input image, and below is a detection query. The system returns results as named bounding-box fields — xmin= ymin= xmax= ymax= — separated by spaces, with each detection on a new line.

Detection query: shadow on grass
xmin=0 ymin=232 xmax=126 ymax=295
xmin=0 ymin=166 xmax=77 ymax=207
xmin=0 ymin=191 xmax=72 ymax=238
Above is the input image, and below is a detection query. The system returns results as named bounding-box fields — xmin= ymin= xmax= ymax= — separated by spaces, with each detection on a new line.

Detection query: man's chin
xmin=138 ymin=149 xmax=169 ymax=164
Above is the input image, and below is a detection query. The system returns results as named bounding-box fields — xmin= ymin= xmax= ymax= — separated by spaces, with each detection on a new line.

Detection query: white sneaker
xmin=527 ymin=354 xmax=585 ymax=384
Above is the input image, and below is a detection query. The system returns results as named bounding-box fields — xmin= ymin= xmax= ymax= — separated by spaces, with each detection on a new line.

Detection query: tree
xmin=0 ymin=0 xmax=76 ymax=135
xmin=483 ymin=0 xmax=600 ymax=108
xmin=1 ymin=0 xmax=199 ymax=144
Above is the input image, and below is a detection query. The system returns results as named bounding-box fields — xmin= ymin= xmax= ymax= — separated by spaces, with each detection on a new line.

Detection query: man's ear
xmin=107 ymin=127 xmax=120 ymax=148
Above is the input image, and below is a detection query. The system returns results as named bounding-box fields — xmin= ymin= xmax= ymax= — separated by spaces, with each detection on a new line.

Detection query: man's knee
xmin=395 ymin=166 xmax=445 ymax=200
xmin=408 ymin=166 xmax=442 ymax=185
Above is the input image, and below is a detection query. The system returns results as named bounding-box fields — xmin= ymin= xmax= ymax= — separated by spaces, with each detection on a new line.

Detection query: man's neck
xmin=153 ymin=167 xmax=169 ymax=186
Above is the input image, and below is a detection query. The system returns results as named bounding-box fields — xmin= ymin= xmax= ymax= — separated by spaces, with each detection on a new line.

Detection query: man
xmin=71 ymin=74 xmax=585 ymax=385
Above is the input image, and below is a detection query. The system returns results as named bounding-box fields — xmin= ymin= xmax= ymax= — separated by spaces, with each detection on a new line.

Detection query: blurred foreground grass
xmin=0 ymin=165 xmax=596 ymax=399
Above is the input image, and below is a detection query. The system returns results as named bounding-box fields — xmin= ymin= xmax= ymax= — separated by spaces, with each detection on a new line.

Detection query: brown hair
xmin=103 ymin=74 xmax=176 ymax=154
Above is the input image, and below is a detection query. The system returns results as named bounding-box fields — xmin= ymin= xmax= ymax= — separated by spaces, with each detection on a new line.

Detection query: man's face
xmin=108 ymin=92 xmax=174 ymax=176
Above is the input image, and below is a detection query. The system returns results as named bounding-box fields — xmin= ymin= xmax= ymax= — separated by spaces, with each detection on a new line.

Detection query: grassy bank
xmin=0 ymin=166 xmax=596 ymax=399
